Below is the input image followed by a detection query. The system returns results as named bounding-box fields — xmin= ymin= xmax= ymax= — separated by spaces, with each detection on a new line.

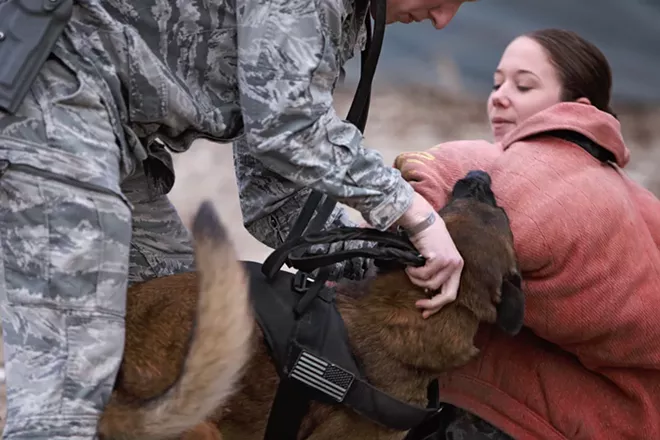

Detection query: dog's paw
xmin=448 ymin=345 xmax=480 ymax=369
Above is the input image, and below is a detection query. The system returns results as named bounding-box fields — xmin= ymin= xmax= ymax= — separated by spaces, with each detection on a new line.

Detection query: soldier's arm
xmin=232 ymin=138 xmax=376 ymax=281
xmin=235 ymin=0 xmax=414 ymax=231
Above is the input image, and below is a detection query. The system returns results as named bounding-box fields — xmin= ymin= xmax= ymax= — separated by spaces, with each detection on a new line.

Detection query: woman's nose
xmin=491 ymin=87 xmax=510 ymax=108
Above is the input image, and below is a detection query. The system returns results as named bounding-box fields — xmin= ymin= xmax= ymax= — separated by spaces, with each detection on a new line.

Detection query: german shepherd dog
xmin=97 ymin=170 xmax=525 ymax=440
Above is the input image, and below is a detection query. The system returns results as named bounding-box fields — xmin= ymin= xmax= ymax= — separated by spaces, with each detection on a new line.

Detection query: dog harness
xmin=249 ymin=227 xmax=444 ymax=440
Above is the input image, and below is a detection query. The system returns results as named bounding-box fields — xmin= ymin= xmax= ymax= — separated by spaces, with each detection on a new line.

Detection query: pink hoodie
xmin=394 ymin=102 xmax=660 ymax=440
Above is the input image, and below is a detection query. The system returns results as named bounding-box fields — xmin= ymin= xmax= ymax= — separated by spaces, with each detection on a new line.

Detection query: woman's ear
xmin=576 ymin=97 xmax=592 ymax=105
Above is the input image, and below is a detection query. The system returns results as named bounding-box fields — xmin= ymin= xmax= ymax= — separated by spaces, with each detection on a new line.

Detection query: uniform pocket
xmin=0 ymin=168 xmax=131 ymax=314
xmin=30 ymin=47 xmax=125 ymax=197
xmin=123 ymin=26 xmax=169 ymax=124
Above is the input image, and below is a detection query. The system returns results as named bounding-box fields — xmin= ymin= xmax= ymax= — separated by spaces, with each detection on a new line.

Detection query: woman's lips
xmin=491 ymin=119 xmax=515 ymax=137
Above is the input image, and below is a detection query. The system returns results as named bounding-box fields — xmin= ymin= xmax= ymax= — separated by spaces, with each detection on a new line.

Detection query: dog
xmin=97 ymin=170 xmax=525 ymax=440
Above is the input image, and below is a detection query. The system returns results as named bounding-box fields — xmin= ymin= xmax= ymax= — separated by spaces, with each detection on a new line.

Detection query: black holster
xmin=0 ymin=0 xmax=74 ymax=114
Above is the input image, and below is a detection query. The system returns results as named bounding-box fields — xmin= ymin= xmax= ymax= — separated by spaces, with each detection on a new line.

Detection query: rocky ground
xmin=0 ymin=83 xmax=658 ymax=430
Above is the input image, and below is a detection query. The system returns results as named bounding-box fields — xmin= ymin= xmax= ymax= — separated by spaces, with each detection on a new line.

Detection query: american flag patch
xmin=289 ymin=350 xmax=355 ymax=402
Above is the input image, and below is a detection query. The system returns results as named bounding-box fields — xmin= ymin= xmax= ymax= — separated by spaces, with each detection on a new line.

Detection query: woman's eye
xmin=492 ymin=84 xmax=502 ymax=90
xmin=517 ymin=85 xmax=532 ymax=92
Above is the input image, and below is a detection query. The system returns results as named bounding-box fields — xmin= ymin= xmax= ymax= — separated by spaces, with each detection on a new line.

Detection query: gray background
xmin=344 ymin=0 xmax=660 ymax=104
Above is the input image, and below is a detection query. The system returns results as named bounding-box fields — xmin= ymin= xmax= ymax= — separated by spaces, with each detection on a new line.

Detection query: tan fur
xmin=98 ymin=185 xmax=522 ymax=440
xmin=98 ymin=202 xmax=253 ymax=440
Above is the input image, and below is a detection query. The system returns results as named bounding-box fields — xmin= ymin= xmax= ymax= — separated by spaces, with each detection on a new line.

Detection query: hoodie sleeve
xmin=235 ymin=0 xmax=413 ymax=230
xmin=394 ymin=140 xmax=502 ymax=210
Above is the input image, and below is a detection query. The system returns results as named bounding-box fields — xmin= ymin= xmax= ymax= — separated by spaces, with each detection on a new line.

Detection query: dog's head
xmin=449 ymin=170 xmax=496 ymax=206
xmin=364 ymin=170 xmax=525 ymax=336
xmin=438 ymin=170 xmax=525 ymax=335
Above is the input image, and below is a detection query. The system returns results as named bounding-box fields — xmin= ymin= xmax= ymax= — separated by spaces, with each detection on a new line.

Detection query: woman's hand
xmin=395 ymin=192 xmax=464 ymax=318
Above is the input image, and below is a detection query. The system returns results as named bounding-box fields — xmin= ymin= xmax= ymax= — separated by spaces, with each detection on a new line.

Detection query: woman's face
xmin=487 ymin=36 xmax=563 ymax=142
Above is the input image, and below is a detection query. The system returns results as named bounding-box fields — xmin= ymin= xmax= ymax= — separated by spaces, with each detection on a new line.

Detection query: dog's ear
xmin=496 ymin=275 xmax=525 ymax=336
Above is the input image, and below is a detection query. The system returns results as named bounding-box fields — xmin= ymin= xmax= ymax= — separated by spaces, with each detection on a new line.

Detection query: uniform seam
xmin=9 ymin=303 xmax=125 ymax=320
xmin=130 ymin=242 xmax=160 ymax=279
xmin=60 ymin=317 xmax=72 ymax=414
xmin=40 ymin=180 xmax=52 ymax=299
xmin=91 ymin=196 xmax=105 ymax=310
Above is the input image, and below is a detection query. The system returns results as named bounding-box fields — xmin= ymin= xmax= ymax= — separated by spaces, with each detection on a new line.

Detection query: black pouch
xmin=0 ymin=0 xmax=74 ymax=114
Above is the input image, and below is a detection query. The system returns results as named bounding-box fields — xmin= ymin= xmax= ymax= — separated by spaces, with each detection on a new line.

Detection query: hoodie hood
xmin=500 ymin=102 xmax=630 ymax=167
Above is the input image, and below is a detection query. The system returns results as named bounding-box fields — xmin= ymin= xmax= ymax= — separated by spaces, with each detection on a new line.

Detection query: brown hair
xmin=524 ymin=28 xmax=617 ymax=118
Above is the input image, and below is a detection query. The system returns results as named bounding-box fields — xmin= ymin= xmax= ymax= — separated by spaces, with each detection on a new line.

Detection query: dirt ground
xmin=0 ymin=84 xmax=658 ymax=432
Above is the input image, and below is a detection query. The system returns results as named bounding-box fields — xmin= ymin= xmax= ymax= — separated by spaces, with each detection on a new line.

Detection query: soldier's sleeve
xmin=232 ymin=137 xmax=377 ymax=281
xmin=235 ymin=0 xmax=414 ymax=231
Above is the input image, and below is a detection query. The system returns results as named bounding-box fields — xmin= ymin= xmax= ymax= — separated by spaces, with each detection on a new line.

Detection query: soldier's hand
xmin=395 ymin=192 xmax=464 ymax=319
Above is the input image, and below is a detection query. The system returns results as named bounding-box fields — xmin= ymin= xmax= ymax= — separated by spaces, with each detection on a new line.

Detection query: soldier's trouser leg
xmin=121 ymin=163 xmax=196 ymax=286
xmin=0 ymin=52 xmax=131 ymax=439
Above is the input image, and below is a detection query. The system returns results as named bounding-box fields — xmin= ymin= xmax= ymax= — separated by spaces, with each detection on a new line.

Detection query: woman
xmin=395 ymin=29 xmax=660 ymax=440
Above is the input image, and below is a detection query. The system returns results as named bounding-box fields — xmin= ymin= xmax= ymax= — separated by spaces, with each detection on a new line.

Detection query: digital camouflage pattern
xmin=0 ymin=0 xmax=415 ymax=437
xmin=100 ymin=0 xmax=414 ymax=231
xmin=0 ymin=52 xmax=195 ymax=438
xmin=441 ymin=408 xmax=515 ymax=440
xmin=0 ymin=43 xmax=134 ymax=439
xmin=0 ymin=168 xmax=130 ymax=440
xmin=233 ymin=137 xmax=376 ymax=281
xmin=405 ymin=406 xmax=515 ymax=440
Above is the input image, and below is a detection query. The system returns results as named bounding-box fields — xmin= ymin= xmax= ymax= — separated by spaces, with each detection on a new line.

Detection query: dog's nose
xmin=465 ymin=170 xmax=492 ymax=186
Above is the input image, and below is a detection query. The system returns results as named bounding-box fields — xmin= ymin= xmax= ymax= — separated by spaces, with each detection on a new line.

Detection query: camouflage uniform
xmin=405 ymin=406 xmax=515 ymax=440
xmin=441 ymin=408 xmax=515 ymax=440
xmin=0 ymin=0 xmax=413 ymax=438
xmin=233 ymin=137 xmax=377 ymax=280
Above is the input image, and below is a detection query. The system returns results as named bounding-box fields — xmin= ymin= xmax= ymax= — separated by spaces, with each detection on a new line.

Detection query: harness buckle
xmin=292 ymin=271 xmax=314 ymax=293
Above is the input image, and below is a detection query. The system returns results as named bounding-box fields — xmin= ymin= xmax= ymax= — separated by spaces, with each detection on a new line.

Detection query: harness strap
xmin=261 ymin=265 xmax=335 ymax=440
xmin=289 ymin=246 xmax=424 ymax=275
xmin=263 ymin=379 xmax=312 ymax=440
xmin=283 ymin=343 xmax=442 ymax=431
xmin=545 ymin=129 xmax=616 ymax=163
xmin=294 ymin=266 xmax=333 ymax=317
xmin=262 ymin=226 xmax=425 ymax=281
xmin=342 ymin=372 xmax=440 ymax=430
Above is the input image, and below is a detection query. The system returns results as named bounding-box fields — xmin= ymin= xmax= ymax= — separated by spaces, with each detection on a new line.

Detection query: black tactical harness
xmin=250 ymin=226 xmax=443 ymax=440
